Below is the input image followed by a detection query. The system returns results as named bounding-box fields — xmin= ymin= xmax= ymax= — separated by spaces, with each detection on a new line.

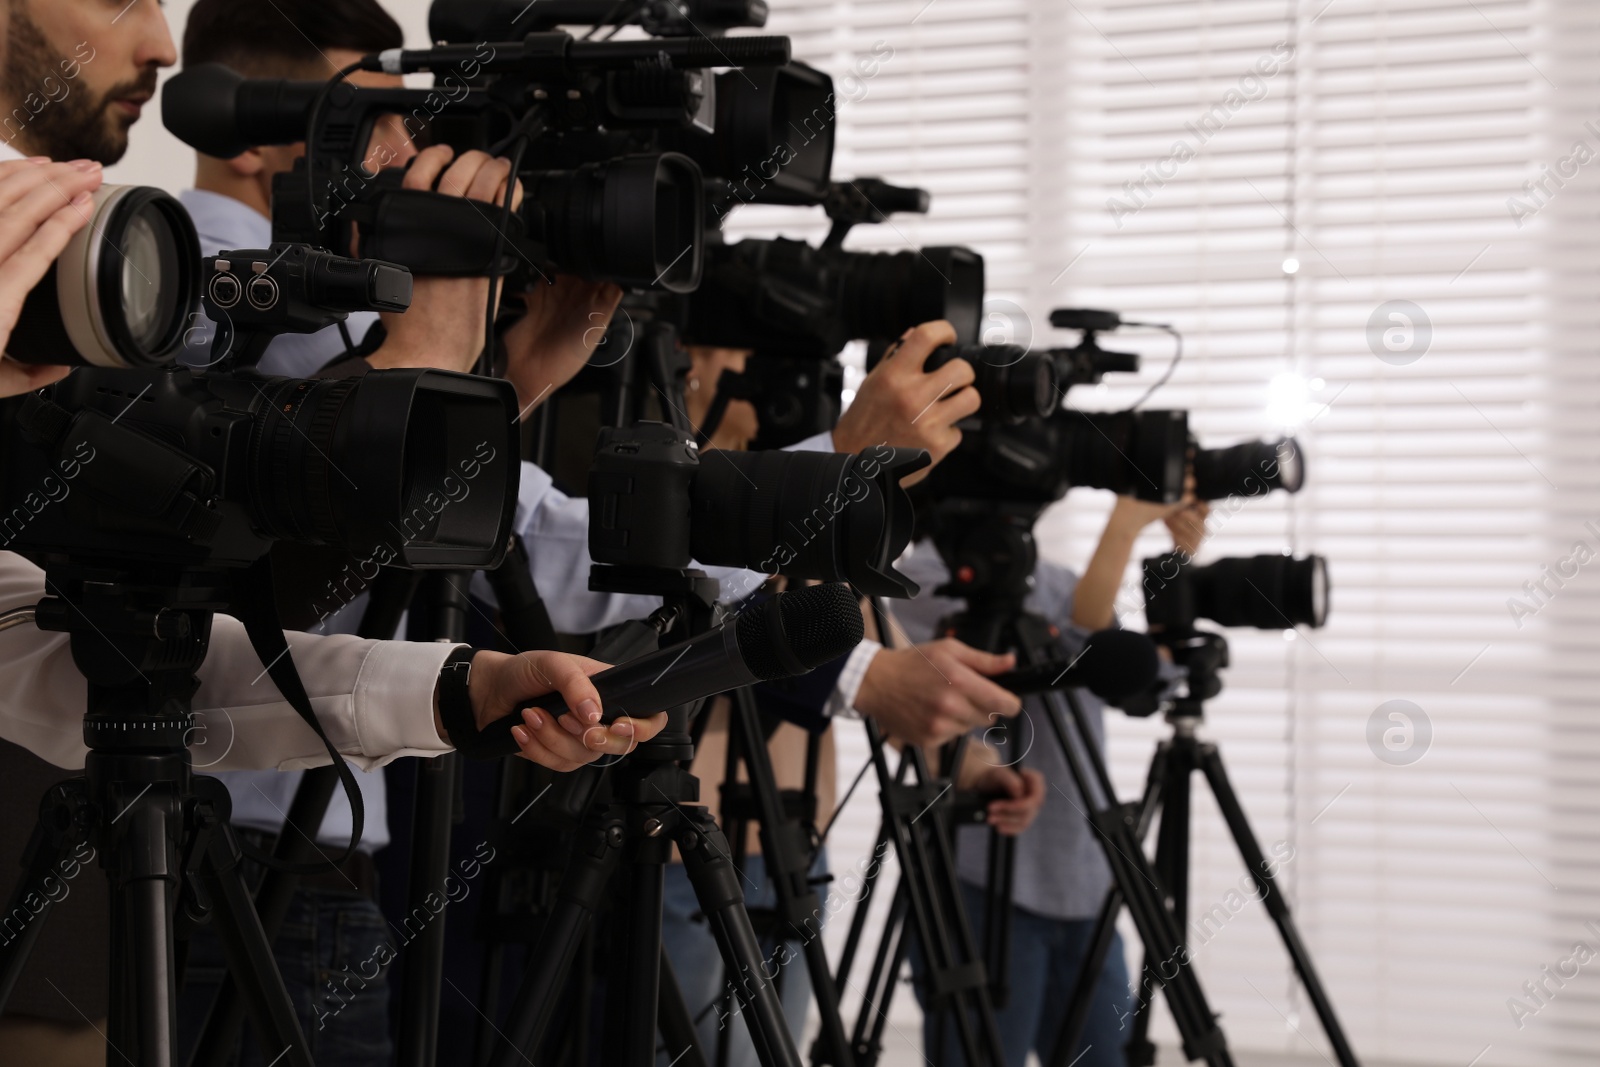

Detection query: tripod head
xmin=1149 ymin=626 xmax=1228 ymax=723
xmin=923 ymin=498 xmax=1050 ymax=650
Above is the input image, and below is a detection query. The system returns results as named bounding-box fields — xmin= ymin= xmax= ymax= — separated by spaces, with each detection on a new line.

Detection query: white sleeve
xmin=823 ymin=639 xmax=881 ymax=720
xmin=787 ymin=431 xmax=836 ymax=454
xmin=0 ymin=551 xmax=454 ymax=772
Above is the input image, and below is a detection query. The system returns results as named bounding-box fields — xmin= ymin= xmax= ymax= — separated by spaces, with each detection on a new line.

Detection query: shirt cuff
xmin=788 ymin=430 xmax=836 ymax=454
xmin=824 ymin=639 xmax=881 ymax=720
xmin=349 ymin=639 xmax=462 ymax=761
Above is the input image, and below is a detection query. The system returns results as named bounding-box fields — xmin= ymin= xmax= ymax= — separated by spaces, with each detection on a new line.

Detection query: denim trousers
xmin=912 ymin=880 xmax=1133 ymax=1067
xmin=659 ymin=855 xmax=819 ymax=1067
xmin=177 ymin=886 xmax=396 ymax=1067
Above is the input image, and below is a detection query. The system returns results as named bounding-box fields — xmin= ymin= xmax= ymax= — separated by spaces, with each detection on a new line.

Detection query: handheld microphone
xmin=991 ymin=629 xmax=1160 ymax=705
xmin=465 ymin=583 xmax=863 ymax=757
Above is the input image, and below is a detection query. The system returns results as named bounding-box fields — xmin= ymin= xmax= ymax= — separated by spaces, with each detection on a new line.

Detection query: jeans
xmin=178 ymin=887 xmax=396 ymax=1067
xmin=659 ymin=855 xmax=820 ymax=1067
xmin=912 ymin=880 xmax=1133 ymax=1067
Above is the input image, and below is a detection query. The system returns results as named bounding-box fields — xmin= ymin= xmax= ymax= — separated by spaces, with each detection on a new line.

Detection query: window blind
xmin=735 ymin=2 xmax=1600 ymax=1065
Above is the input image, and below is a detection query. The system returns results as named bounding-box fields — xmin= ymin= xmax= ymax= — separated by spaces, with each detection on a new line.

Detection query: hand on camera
xmin=853 ymin=638 xmax=1021 ymax=748
xmin=441 ymin=649 xmax=667 ymax=771
xmin=499 ymin=275 xmax=623 ymax=414
xmin=368 ymin=145 xmax=522 ymax=373
xmin=0 ymin=157 xmax=104 ymax=397
xmin=960 ymin=759 xmax=1047 ymax=837
xmin=831 ymin=319 xmax=978 ymax=485
xmin=1164 ymin=499 xmax=1211 ymax=557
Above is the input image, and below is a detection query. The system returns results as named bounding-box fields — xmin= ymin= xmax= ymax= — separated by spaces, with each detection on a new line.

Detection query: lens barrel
xmin=587 ymin=423 xmax=928 ymax=598
xmin=837 ymin=246 xmax=984 ymax=345
xmin=1194 ymin=437 xmax=1304 ymax=500
xmin=523 ymin=152 xmax=704 ymax=292
xmin=1059 ymin=409 xmax=1188 ymax=503
xmin=10 ymin=186 xmax=198 ymax=370
xmin=1145 ymin=551 xmax=1329 ymax=630
xmin=924 ymin=344 xmax=1060 ymax=423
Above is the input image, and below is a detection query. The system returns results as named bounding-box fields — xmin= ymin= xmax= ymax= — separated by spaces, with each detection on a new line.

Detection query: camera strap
xmin=232 ymin=555 xmax=366 ymax=873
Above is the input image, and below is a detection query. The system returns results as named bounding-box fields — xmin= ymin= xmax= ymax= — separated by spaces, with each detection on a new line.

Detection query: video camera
xmin=1 ymin=189 xmax=521 ymax=573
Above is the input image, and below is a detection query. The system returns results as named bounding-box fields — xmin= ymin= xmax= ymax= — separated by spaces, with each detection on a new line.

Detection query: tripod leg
xmin=1047 ymin=887 xmax=1123 ymax=1067
xmin=728 ymin=687 xmax=856 ymax=1067
xmin=677 ymin=810 xmax=803 ymax=1067
xmin=1197 ymin=745 xmax=1360 ymax=1067
xmin=661 ymin=945 xmax=710 ymax=1067
xmin=486 ymin=815 xmax=626 ymax=1067
xmin=190 ymin=792 xmax=314 ymax=1067
xmin=848 ymin=877 xmax=908 ymax=1067
xmin=191 ymin=765 xmax=336 ymax=1067
xmin=398 ymin=749 xmax=460 ymax=1067
xmin=0 ymin=780 xmax=85 ymax=1015
xmin=606 ymin=853 xmax=667 ymax=1066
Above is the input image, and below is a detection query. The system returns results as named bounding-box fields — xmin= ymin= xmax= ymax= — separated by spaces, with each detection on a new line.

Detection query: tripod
xmin=0 ymin=564 xmax=315 ymax=1067
xmin=481 ymin=564 xmax=803 ymax=1067
xmin=831 ymin=599 xmax=1007 ymax=1067
xmin=1051 ymin=630 xmax=1359 ymax=1067
xmin=927 ymin=509 xmax=1234 ymax=1067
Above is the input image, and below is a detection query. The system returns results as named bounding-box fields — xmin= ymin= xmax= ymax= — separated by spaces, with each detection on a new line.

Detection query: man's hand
xmin=853 ymin=638 xmax=1021 ymax=748
xmin=368 ymin=145 xmax=520 ymax=373
xmin=0 ymin=157 xmax=104 ymax=396
xmin=436 ymin=649 xmax=667 ymax=771
xmin=960 ymin=760 xmax=1046 ymax=837
xmin=831 ymin=320 xmax=978 ymax=484
xmin=499 ymin=275 xmax=623 ymax=414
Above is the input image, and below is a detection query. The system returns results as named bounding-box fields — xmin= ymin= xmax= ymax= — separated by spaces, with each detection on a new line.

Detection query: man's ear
xmin=227 ymin=148 xmax=265 ymax=178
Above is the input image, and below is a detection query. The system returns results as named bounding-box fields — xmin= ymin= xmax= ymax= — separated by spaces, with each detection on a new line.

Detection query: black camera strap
xmin=232 ymin=555 xmax=366 ymax=873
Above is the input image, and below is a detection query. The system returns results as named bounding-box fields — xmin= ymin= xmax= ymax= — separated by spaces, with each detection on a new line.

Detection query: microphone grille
xmin=736 ymin=584 xmax=865 ymax=681
xmin=1078 ymin=629 xmax=1161 ymax=702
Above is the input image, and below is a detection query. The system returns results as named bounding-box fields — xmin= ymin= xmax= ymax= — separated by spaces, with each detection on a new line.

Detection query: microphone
xmin=468 ymin=583 xmax=863 ymax=757
xmin=991 ymin=629 xmax=1160 ymax=705
xmin=366 ymin=33 xmax=792 ymax=76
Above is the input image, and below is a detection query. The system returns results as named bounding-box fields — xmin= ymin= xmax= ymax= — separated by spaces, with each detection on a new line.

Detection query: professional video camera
xmin=162 ymin=18 xmax=807 ymax=293
xmin=1 ymin=188 xmax=521 ymax=570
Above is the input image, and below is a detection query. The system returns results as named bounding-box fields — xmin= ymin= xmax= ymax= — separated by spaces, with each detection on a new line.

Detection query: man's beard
xmin=1 ymin=7 xmax=154 ymax=164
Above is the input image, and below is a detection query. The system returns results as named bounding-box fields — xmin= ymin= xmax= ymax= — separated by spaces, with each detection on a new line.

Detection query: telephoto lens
xmin=921 ymin=344 xmax=1060 ymax=423
xmin=522 ymin=153 xmax=704 ymax=292
xmin=686 ymin=237 xmax=985 ymax=357
xmin=8 ymin=186 xmax=199 ymax=369
xmin=587 ymin=423 xmax=929 ymax=597
xmin=1193 ymin=436 xmax=1304 ymax=500
xmin=1058 ymin=409 xmax=1189 ymax=503
xmin=1144 ymin=551 xmax=1330 ymax=631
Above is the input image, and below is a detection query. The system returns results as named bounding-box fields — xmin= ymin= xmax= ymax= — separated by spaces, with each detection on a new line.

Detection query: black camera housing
xmin=586 ymin=422 xmax=927 ymax=598
xmin=1143 ymin=552 xmax=1329 ymax=632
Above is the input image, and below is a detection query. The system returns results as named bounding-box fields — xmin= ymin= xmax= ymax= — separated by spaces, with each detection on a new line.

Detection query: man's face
xmin=0 ymin=0 xmax=175 ymax=164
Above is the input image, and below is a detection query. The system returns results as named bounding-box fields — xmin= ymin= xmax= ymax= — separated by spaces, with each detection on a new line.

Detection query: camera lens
xmin=588 ymin=424 xmax=928 ymax=598
xmin=1058 ymin=409 xmax=1188 ymax=503
xmin=523 ymin=152 xmax=704 ymax=292
xmin=837 ymin=245 xmax=985 ymax=345
xmin=247 ymin=370 xmax=521 ymax=567
xmin=1191 ymin=553 xmax=1329 ymax=629
xmin=923 ymin=344 xmax=1060 ymax=423
xmin=9 ymin=185 xmax=198 ymax=369
xmin=1194 ymin=437 xmax=1305 ymax=500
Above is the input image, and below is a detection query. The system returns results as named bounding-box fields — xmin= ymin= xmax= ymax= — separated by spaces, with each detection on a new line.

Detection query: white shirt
xmin=0 ymin=147 xmax=453 ymax=776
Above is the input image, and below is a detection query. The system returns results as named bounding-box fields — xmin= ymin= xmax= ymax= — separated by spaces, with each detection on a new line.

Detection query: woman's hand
xmin=0 ymin=157 xmax=105 ymax=396
xmin=499 ymin=275 xmax=623 ymax=414
xmin=447 ymin=649 xmax=667 ymax=771
xmin=963 ymin=760 xmax=1047 ymax=837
